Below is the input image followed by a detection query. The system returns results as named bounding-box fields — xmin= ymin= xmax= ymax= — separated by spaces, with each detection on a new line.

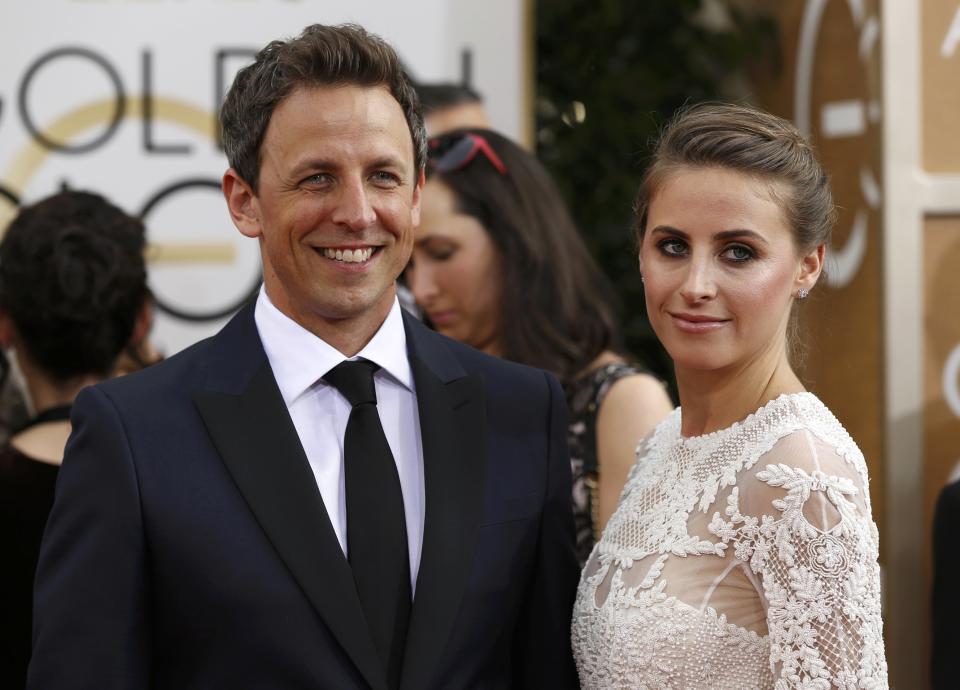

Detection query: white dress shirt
xmin=254 ymin=288 xmax=425 ymax=590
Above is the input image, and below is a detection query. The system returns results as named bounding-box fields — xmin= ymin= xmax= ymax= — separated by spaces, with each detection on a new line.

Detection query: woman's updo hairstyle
xmin=0 ymin=191 xmax=148 ymax=382
xmin=634 ymin=102 xmax=836 ymax=252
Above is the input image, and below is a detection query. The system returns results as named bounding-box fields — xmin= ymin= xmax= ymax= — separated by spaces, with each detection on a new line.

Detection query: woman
xmin=0 ymin=190 xmax=150 ymax=686
xmin=571 ymin=103 xmax=888 ymax=687
xmin=406 ymin=128 xmax=673 ymax=566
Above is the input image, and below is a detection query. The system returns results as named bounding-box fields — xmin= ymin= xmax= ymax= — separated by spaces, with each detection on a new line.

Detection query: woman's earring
xmin=797 ymin=288 xmax=809 ymax=299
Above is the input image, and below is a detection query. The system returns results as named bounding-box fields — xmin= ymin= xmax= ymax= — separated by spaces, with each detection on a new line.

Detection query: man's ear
xmin=223 ymin=168 xmax=262 ymax=239
xmin=797 ymin=243 xmax=825 ymax=293
xmin=410 ymin=168 xmax=425 ymax=227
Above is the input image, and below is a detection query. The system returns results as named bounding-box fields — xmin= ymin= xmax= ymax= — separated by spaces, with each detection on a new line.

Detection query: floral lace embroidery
xmin=572 ymin=393 xmax=888 ymax=690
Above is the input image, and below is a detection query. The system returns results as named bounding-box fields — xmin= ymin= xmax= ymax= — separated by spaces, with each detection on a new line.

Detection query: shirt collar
xmin=254 ymin=286 xmax=412 ymax=406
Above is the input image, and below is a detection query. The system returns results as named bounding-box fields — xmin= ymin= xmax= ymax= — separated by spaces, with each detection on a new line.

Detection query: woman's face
xmin=406 ymin=179 xmax=503 ymax=354
xmin=639 ymin=166 xmax=821 ymax=374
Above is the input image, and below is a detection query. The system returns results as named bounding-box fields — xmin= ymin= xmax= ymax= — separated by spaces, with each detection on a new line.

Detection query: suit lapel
xmin=192 ymin=306 xmax=387 ymax=690
xmin=400 ymin=316 xmax=487 ymax=690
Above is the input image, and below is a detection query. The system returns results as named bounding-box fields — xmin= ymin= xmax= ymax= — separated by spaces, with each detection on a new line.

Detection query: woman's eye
xmin=429 ymin=247 xmax=455 ymax=261
xmin=722 ymin=245 xmax=754 ymax=262
xmin=657 ymin=238 xmax=687 ymax=256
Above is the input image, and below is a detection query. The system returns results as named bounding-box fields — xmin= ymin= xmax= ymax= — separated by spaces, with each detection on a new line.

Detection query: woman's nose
xmin=678 ymin=258 xmax=718 ymax=303
xmin=408 ymin=263 xmax=438 ymax=304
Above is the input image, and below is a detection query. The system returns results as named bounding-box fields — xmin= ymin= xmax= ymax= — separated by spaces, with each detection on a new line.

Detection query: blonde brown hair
xmin=634 ymin=102 xmax=835 ymax=250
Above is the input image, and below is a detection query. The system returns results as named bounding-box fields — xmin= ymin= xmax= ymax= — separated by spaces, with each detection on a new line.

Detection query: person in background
xmin=571 ymin=102 xmax=887 ymax=687
xmin=396 ymin=83 xmax=491 ymax=318
xmin=416 ymin=83 xmax=491 ymax=136
xmin=405 ymin=128 xmax=673 ymax=566
xmin=0 ymin=190 xmax=150 ymax=687
xmin=932 ymin=477 xmax=960 ymax=688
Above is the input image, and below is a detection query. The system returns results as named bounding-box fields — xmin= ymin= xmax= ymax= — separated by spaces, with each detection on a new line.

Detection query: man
xmin=28 ymin=23 xmax=579 ymax=690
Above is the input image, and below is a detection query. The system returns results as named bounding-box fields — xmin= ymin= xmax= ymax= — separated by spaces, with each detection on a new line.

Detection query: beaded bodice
xmin=571 ymin=393 xmax=888 ymax=689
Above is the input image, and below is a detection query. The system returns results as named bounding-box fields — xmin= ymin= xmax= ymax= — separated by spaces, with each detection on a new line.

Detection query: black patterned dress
xmin=564 ymin=361 xmax=654 ymax=567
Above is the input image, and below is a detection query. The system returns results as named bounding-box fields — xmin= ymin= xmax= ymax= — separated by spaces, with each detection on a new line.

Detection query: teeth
xmin=322 ymin=247 xmax=374 ymax=263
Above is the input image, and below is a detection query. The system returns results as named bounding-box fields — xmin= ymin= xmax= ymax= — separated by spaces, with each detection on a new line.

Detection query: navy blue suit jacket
xmin=28 ymin=304 xmax=580 ymax=689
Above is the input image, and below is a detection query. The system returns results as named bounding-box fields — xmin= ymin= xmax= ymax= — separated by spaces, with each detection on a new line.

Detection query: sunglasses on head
xmin=428 ymin=133 xmax=508 ymax=175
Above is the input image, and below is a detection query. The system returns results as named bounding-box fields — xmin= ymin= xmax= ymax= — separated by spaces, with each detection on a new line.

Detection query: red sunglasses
xmin=428 ymin=133 xmax=508 ymax=175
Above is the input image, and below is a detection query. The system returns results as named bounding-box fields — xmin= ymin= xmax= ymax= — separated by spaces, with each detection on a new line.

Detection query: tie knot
xmin=323 ymin=359 xmax=380 ymax=407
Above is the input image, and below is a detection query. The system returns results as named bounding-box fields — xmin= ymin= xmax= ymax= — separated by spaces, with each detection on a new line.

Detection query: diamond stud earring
xmin=797 ymin=288 xmax=809 ymax=299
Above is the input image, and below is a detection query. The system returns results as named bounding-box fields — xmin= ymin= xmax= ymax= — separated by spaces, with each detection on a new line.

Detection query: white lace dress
xmin=571 ymin=393 xmax=887 ymax=689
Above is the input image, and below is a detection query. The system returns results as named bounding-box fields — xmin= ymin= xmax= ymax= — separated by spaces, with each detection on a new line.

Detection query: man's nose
xmin=330 ymin=179 xmax=376 ymax=231
xmin=678 ymin=257 xmax=718 ymax=303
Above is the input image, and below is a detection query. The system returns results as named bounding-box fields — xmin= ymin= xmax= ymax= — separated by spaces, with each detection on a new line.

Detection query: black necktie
xmin=323 ymin=359 xmax=410 ymax=688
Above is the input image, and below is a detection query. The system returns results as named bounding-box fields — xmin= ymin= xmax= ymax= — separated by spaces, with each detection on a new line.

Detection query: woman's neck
xmin=674 ymin=347 xmax=805 ymax=438
xmin=9 ymin=356 xmax=99 ymax=465
xmin=12 ymin=349 xmax=99 ymax=417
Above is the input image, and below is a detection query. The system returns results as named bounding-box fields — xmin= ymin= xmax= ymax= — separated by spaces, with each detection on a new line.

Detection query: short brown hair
xmin=220 ymin=23 xmax=426 ymax=191
xmin=634 ymin=102 xmax=835 ymax=251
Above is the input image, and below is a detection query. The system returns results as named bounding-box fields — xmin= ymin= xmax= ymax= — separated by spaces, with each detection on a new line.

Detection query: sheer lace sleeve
xmin=708 ymin=428 xmax=887 ymax=689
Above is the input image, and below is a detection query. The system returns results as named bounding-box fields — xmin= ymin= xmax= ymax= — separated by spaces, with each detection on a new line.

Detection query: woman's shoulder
xmin=737 ymin=394 xmax=873 ymax=502
xmin=569 ymin=352 xmax=666 ymax=409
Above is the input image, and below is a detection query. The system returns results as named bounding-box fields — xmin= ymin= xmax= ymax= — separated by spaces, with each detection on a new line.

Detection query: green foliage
xmin=535 ymin=0 xmax=777 ymax=390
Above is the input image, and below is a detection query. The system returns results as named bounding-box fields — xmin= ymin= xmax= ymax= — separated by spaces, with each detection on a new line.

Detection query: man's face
xmin=230 ymin=84 xmax=422 ymax=333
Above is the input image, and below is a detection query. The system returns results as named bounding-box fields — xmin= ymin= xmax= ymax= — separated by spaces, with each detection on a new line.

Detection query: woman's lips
xmin=668 ymin=312 xmax=730 ymax=333
xmin=427 ymin=310 xmax=457 ymax=327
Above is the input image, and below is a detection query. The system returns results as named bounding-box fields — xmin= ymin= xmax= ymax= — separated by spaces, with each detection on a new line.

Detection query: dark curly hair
xmin=0 ymin=191 xmax=148 ymax=382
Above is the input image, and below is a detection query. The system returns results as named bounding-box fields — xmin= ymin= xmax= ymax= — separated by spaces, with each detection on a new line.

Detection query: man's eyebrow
xmin=368 ymin=155 xmax=407 ymax=171
xmin=290 ymin=158 xmax=339 ymax=175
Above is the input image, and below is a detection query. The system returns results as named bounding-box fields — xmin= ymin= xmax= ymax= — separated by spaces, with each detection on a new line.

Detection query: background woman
xmin=571 ymin=103 xmax=887 ymax=687
xmin=0 ymin=191 xmax=150 ymax=686
xmin=405 ymin=128 xmax=673 ymax=566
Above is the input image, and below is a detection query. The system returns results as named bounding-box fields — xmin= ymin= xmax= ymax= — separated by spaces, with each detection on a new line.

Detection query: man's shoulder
xmin=97 ymin=305 xmax=259 ymax=405
xmin=417 ymin=324 xmax=558 ymax=404
xmin=97 ymin=332 xmax=218 ymax=402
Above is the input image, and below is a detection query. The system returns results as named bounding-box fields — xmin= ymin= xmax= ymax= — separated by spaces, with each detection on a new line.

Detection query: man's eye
xmin=371 ymin=171 xmax=401 ymax=186
xmin=302 ymin=173 xmax=332 ymax=186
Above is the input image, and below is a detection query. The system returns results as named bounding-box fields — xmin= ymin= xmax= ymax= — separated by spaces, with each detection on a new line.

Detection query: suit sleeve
xmin=28 ymin=385 xmax=151 ymax=689
xmin=932 ymin=480 xmax=960 ymax=689
xmin=512 ymin=371 xmax=580 ymax=688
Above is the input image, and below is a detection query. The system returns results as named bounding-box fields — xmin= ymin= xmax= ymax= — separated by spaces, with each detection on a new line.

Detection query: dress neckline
xmin=674 ymin=391 xmax=818 ymax=447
